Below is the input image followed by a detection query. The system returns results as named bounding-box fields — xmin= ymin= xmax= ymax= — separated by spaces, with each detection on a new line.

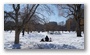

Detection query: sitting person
xmin=40 ymin=36 xmax=52 ymax=42
xmin=45 ymin=35 xmax=49 ymax=42
xmin=40 ymin=38 xmax=44 ymax=42
xmin=49 ymin=38 xmax=52 ymax=42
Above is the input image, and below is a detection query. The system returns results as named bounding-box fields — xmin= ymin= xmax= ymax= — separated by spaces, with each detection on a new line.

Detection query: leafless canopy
xmin=57 ymin=4 xmax=84 ymax=20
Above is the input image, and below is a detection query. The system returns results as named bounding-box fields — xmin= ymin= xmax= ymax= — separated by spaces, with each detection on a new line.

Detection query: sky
xmin=4 ymin=4 xmax=67 ymax=24
xmin=43 ymin=4 xmax=67 ymax=23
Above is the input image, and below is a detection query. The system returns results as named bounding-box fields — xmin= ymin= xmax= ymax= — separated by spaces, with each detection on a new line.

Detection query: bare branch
xmin=26 ymin=4 xmax=39 ymax=23
xmin=12 ymin=4 xmax=16 ymax=11
xmin=22 ymin=4 xmax=39 ymax=26
xmin=12 ymin=4 xmax=20 ymax=12
xmin=4 ymin=11 xmax=15 ymax=21
xmin=35 ymin=12 xmax=49 ymax=23
xmin=22 ymin=4 xmax=36 ymax=24
xmin=67 ymin=4 xmax=76 ymax=12
xmin=66 ymin=13 xmax=73 ymax=18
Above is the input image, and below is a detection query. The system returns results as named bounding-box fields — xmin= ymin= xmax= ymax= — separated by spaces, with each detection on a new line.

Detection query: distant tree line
xmin=4 ymin=17 xmax=84 ymax=32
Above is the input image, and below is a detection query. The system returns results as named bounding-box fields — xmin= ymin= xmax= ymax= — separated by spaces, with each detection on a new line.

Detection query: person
xmin=45 ymin=35 xmax=49 ymax=42
xmin=49 ymin=38 xmax=52 ymax=42
xmin=40 ymin=38 xmax=44 ymax=42
xmin=22 ymin=28 xmax=25 ymax=36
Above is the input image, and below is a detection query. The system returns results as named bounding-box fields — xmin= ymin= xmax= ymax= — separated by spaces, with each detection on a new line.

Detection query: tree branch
xmin=22 ymin=4 xmax=39 ymax=27
xmin=22 ymin=4 xmax=36 ymax=24
xmin=67 ymin=4 xmax=76 ymax=12
xmin=25 ymin=4 xmax=39 ymax=23
xmin=4 ymin=11 xmax=15 ymax=21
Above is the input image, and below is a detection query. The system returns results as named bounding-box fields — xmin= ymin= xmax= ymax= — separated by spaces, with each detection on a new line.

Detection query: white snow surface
xmin=4 ymin=31 xmax=84 ymax=49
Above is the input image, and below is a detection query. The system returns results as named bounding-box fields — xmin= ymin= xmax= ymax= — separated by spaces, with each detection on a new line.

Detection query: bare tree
xmin=4 ymin=4 xmax=55 ymax=45
xmin=57 ymin=4 xmax=84 ymax=37
xmin=4 ymin=4 xmax=39 ymax=44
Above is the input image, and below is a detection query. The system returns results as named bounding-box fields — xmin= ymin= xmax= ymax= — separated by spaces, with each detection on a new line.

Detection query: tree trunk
xmin=14 ymin=28 xmax=21 ymax=44
xmin=76 ymin=21 xmax=82 ymax=37
xmin=76 ymin=4 xmax=82 ymax=37
xmin=77 ymin=29 xmax=81 ymax=37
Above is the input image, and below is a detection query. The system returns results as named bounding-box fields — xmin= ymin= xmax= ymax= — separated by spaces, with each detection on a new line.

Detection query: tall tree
xmin=57 ymin=4 xmax=84 ymax=37
xmin=4 ymin=4 xmax=39 ymax=44
xmin=5 ymin=4 xmax=21 ymax=44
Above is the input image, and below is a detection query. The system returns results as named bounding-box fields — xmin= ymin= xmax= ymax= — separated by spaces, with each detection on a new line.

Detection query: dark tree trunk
xmin=77 ymin=27 xmax=81 ymax=37
xmin=14 ymin=28 xmax=21 ymax=44
xmin=76 ymin=4 xmax=82 ymax=37
xmin=76 ymin=20 xmax=82 ymax=37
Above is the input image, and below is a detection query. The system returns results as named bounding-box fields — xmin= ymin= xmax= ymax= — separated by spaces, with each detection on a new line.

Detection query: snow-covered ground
xmin=4 ymin=31 xmax=84 ymax=49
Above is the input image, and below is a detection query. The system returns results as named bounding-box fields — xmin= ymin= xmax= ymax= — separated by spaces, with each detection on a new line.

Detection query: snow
xmin=4 ymin=31 xmax=84 ymax=49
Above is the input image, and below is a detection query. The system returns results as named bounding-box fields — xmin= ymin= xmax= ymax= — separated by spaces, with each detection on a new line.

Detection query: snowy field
xmin=4 ymin=31 xmax=84 ymax=49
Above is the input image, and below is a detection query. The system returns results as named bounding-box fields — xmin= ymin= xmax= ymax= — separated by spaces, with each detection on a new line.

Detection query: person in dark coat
xmin=45 ymin=35 xmax=49 ymax=42
xmin=40 ymin=38 xmax=44 ymax=42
